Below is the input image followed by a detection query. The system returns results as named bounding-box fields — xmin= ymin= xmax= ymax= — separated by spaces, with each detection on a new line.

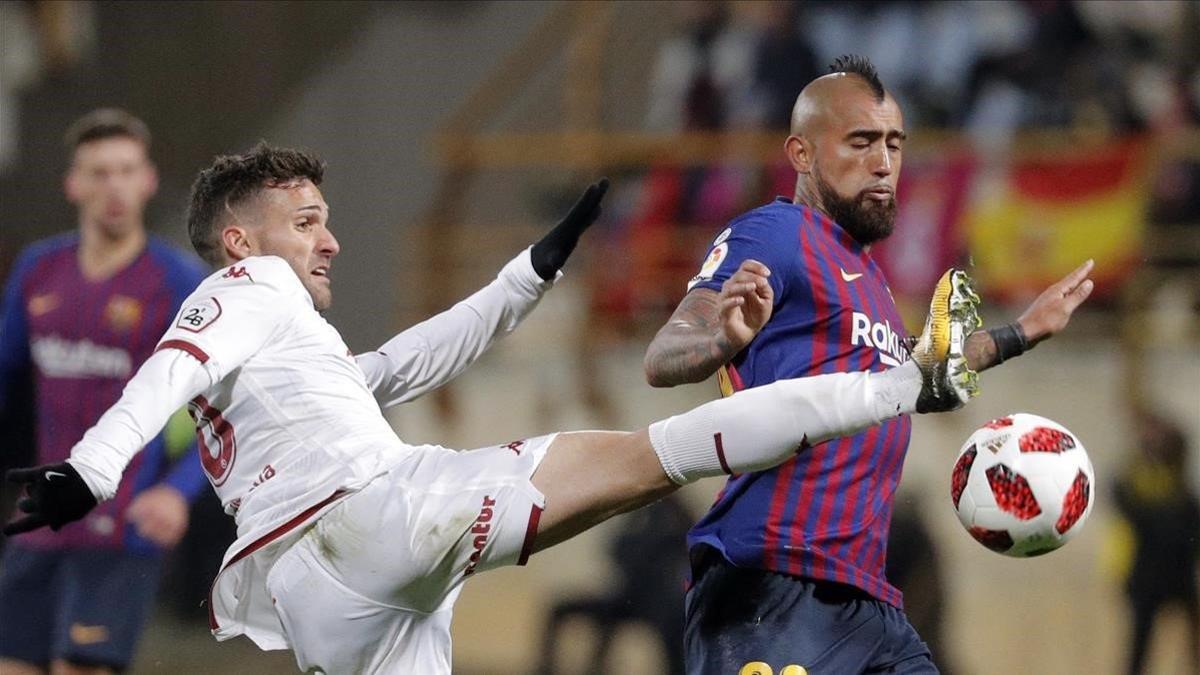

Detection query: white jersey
xmin=67 ymin=248 xmax=557 ymax=651
xmin=159 ymin=256 xmax=409 ymax=536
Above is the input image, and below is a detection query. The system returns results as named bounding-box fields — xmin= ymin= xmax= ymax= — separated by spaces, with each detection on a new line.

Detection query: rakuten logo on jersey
xmin=850 ymin=312 xmax=908 ymax=367
xmin=31 ymin=335 xmax=132 ymax=378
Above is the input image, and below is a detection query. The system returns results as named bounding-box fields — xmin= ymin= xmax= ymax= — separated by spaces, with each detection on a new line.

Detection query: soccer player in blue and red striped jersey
xmin=645 ymin=55 xmax=1096 ymax=673
xmin=0 ymin=109 xmax=209 ymax=675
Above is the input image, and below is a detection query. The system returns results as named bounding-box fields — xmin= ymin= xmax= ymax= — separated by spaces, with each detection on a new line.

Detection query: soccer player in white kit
xmin=5 ymin=144 xmax=983 ymax=673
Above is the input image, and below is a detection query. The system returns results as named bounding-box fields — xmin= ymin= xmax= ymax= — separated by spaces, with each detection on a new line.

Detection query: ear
xmin=142 ymin=161 xmax=160 ymax=200
xmin=63 ymin=168 xmax=80 ymax=205
xmin=784 ymin=135 xmax=812 ymax=175
xmin=220 ymin=225 xmax=253 ymax=261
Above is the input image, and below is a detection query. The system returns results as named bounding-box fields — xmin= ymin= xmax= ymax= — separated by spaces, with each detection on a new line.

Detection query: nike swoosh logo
xmin=28 ymin=294 xmax=60 ymax=316
xmin=840 ymin=268 xmax=864 ymax=282
xmin=45 ymin=470 xmax=67 ymax=480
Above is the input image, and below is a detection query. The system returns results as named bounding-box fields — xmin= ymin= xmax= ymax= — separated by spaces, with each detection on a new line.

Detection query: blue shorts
xmin=684 ymin=549 xmax=937 ymax=674
xmin=0 ymin=544 xmax=162 ymax=670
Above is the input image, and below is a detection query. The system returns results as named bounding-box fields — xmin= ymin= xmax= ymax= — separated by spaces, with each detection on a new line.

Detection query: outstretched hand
xmin=717 ymin=259 xmax=774 ymax=350
xmin=127 ymin=484 xmax=190 ymax=548
xmin=1017 ymin=259 xmax=1095 ymax=347
xmin=529 ymin=178 xmax=609 ymax=281
xmin=3 ymin=462 xmax=97 ymax=536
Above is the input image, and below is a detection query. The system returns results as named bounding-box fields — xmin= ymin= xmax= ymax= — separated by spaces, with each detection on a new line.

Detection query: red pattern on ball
xmin=1055 ymin=470 xmax=1091 ymax=534
xmin=968 ymin=526 xmax=1014 ymax=553
xmin=951 ymin=445 xmax=977 ymax=509
xmin=1019 ymin=427 xmax=1076 ymax=454
xmin=986 ymin=464 xmax=1042 ymax=520
xmin=984 ymin=416 xmax=1014 ymax=429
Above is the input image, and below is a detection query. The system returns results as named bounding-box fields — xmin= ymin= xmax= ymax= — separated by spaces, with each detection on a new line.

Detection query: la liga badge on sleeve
xmin=687 ymin=242 xmax=729 ymax=290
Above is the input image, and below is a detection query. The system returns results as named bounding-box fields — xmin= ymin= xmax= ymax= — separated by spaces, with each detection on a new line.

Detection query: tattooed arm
xmin=644 ymin=259 xmax=774 ymax=387
xmin=962 ymin=330 xmax=1002 ymax=373
xmin=964 ymin=259 xmax=1095 ymax=372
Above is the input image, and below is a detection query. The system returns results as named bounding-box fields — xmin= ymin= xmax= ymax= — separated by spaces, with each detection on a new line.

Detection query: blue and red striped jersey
xmin=687 ymin=198 xmax=913 ymax=608
xmin=0 ymin=233 xmax=209 ymax=553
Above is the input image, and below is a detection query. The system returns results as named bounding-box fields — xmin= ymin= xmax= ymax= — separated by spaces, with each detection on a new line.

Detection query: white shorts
xmin=265 ymin=434 xmax=554 ymax=674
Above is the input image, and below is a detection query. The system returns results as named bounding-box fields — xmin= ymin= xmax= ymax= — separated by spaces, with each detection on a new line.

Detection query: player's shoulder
xmin=195 ymin=256 xmax=306 ymax=297
xmin=12 ymin=232 xmax=78 ymax=269
xmin=228 ymin=255 xmax=300 ymax=282
xmin=143 ymin=237 xmax=211 ymax=300
xmin=724 ymin=198 xmax=804 ymax=241
xmin=4 ymin=233 xmax=77 ymax=288
xmin=144 ymin=236 xmax=209 ymax=280
xmin=171 ymin=257 xmax=306 ymax=335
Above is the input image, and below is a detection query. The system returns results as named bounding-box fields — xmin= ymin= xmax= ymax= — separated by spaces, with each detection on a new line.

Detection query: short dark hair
xmin=187 ymin=142 xmax=325 ymax=266
xmin=828 ymin=54 xmax=885 ymax=102
xmin=64 ymin=108 xmax=152 ymax=153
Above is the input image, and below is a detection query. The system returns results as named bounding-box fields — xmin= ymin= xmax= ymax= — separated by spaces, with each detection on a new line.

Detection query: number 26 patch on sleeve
xmin=176 ymin=297 xmax=223 ymax=333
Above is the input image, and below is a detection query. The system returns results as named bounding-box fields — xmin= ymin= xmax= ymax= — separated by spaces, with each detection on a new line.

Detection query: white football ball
xmin=951 ymin=413 xmax=1095 ymax=557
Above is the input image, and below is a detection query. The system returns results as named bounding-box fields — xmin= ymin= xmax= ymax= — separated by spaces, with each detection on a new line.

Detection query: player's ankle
xmin=867 ymin=361 xmax=921 ymax=419
xmin=648 ymin=416 xmax=716 ymax=485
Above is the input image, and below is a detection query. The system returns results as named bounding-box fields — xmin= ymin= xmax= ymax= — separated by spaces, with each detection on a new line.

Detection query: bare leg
xmin=528 ymin=355 xmax=957 ymax=556
xmin=530 ymin=430 xmax=676 ymax=553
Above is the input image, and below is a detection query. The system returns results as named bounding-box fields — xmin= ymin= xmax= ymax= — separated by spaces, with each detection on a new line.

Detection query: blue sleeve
xmin=162 ymin=449 xmax=208 ymax=501
xmin=147 ymin=238 xmax=209 ymax=307
xmin=0 ymin=248 xmax=36 ymax=413
xmin=148 ymin=241 xmax=212 ymax=502
xmin=686 ymin=212 xmax=799 ymax=304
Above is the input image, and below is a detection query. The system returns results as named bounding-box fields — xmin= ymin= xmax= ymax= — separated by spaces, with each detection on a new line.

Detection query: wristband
xmin=987 ymin=322 xmax=1029 ymax=363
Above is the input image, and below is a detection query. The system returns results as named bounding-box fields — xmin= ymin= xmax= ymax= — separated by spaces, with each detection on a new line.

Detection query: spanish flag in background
xmin=964 ymin=139 xmax=1150 ymax=302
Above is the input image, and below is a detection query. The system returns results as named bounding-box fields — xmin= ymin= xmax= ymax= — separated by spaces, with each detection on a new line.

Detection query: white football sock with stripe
xmin=648 ymin=361 xmax=922 ymax=485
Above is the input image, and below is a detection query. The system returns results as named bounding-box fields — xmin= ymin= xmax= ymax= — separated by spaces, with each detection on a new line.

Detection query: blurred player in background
xmin=0 ymin=109 xmax=209 ymax=675
xmin=537 ymin=493 xmax=692 ymax=675
xmin=644 ymin=55 xmax=1095 ymax=673
xmin=1114 ymin=408 xmax=1199 ymax=675
xmin=5 ymin=142 xmax=981 ymax=673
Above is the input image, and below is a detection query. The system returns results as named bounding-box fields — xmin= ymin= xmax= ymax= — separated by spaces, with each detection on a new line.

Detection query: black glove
xmin=529 ymin=178 xmax=609 ymax=281
xmin=3 ymin=462 xmax=98 ymax=536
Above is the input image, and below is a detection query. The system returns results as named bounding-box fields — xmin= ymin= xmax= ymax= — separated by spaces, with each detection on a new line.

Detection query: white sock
xmin=648 ymin=362 xmax=922 ymax=485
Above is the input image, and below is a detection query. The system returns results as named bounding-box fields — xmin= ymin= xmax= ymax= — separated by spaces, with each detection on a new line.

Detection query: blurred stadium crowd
xmin=0 ymin=2 xmax=1197 ymax=674
xmin=644 ymin=1 xmax=1199 ymax=136
xmin=596 ymin=0 xmax=1199 ymax=317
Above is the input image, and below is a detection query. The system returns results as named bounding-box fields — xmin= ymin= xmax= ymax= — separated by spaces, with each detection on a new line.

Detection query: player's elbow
xmin=643 ymin=348 xmax=701 ymax=388
xmin=643 ymin=351 xmax=671 ymax=388
xmin=645 ymin=367 xmax=671 ymax=388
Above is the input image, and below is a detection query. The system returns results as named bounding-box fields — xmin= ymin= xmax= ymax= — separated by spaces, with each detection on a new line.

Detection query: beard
xmin=813 ymin=169 xmax=897 ymax=246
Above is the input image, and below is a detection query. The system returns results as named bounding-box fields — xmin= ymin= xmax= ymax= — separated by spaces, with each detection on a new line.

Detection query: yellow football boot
xmin=912 ymin=268 xmax=981 ymax=412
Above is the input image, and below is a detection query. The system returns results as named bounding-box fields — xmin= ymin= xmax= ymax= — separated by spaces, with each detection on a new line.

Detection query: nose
xmin=100 ymin=171 xmax=123 ymax=191
xmin=320 ymin=228 xmax=341 ymax=257
xmin=872 ymin=145 xmax=893 ymax=178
